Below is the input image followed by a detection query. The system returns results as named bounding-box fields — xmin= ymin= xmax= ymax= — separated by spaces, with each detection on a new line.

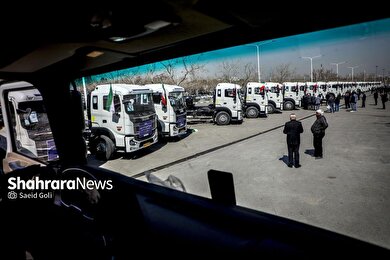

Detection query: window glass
xmin=7 ymin=88 xmax=58 ymax=163
xmin=74 ymin=18 xmax=390 ymax=249
xmin=103 ymin=95 xmax=121 ymax=113
xmin=92 ymin=96 xmax=98 ymax=109
xmin=225 ymin=89 xmax=235 ymax=97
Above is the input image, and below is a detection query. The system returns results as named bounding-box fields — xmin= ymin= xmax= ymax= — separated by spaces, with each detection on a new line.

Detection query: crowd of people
xmin=283 ymin=86 xmax=388 ymax=169
xmin=301 ymin=87 xmax=388 ymax=113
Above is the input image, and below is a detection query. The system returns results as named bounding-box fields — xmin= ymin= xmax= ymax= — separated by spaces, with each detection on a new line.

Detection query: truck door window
xmin=114 ymin=95 xmax=121 ymax=112
xmin=92 ymin=96 xmax=98 ymax=109
xmin=254 ymin=87 xmax=263 ymax=95
xmin=225 ymin=89 xmax=235 ymax=98
xmin=103 ymin=94 xmax=121 ymax=113
xmin=248 ymin=87 xmax=252 ymax=94
xmin=152 ymin=93 xmax=162 ymax=104
xmin=217 ymin=89 xmax=221 ymax=97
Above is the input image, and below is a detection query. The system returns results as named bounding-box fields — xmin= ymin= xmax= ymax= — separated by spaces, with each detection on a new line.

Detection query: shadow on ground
xmin=304 ymin=149 xmax=315 ymax=157
xmin=279 ymin=155 xmax=289 ymax=166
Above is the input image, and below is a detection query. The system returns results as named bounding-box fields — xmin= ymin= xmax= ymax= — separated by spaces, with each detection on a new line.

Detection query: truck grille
xmin=133 ymin=115 xmax=156 ymax=140
xmin=176 ymin=114 xmax=186 ymax=128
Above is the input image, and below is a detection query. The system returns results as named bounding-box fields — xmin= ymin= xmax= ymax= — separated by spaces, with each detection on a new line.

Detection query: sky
xmin=93 ymin=18 xmax=390 ymax=82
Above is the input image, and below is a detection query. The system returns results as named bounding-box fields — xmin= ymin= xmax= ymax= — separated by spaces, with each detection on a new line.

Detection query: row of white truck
xmin=4 ymin=81 xmax=381 ymax=162
xmin=87 ymin=80 xmax=382 ymax=160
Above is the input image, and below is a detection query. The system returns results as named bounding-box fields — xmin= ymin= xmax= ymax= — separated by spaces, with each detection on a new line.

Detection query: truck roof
xmin=216 ymin=83 xmax=241 ymax=89
xmin=264 ymin=82 xmax=281 ymax=87
xmin=246 ymin=82 xmax=266 ymax=87
xmin=92 ymin=84 xmax=152 ymax=95
xmin=144 ymin=84 xmax=185 ymax=93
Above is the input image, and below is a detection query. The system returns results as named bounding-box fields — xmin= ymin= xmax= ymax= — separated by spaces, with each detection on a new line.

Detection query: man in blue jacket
xmin=283 ymin=113 xmax=304 ymax=168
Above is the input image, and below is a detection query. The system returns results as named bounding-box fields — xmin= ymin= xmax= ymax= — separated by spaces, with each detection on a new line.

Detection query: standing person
xmin=327 ymin=94 xmax=335 ymax=113
xmin=344 ymin=91 xmax=350 ymax=109
xmin=301 ymin=94 xmax=308 ymax=110
xmin=350 ymin=91 xmax=357 ymax=112
xmin=380 ymin=92 xmax=388 ymax=109
xmin=374 ymin=91 xmax=379 ymax=105
xmin=335 ymin=93 xmax=341 ymax=112
xmin=315 ymin=95 xmax=321 ymax=110
xmin=361 ymin=92 xmax=366 ymax=108
xmin=311 ymin=109 xmax=328 ymax=159
xmin=283 ymin=113 xmax=303 ymax=168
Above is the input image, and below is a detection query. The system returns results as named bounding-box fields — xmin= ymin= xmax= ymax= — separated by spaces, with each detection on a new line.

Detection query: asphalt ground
xmin=91 ymin=93 xmax=390 ymax=249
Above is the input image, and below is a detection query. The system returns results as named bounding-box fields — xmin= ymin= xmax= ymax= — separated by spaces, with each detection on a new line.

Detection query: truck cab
xmin=306 ymin=82 xmax=319 ymax=97
xmin=244 ymin=82 xmax=268 ymax=118
xmin=145 ymin=84 xmax=187 ymax=138
xmin=264 ymin=82 xmax=283 ymax=114
xmin=213 ymin=83 xmax=243 ymax=125
xmin=0 ymin=82 xmax=58 ymax=173
xmin=88 ymin=84 xmax=158 ymax=160
xmin=283 ymin=82 xmax=301 ymax=110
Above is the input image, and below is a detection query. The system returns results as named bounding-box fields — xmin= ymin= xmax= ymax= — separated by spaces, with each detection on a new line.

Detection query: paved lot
xmin=91 ymin=94 xmax=390 ymax=249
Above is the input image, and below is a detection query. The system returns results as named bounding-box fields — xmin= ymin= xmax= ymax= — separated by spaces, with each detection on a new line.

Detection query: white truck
xmin=212 ymin=83 xmax=243 ymax=125
xmin=0 ymin=82 xmax=58 ymax=170
xmin=264 ymin=82 xmax=284 ymax=114
xmin=144 ymin=84 xmax=187 ymax=138
xmin=87 ymin=84 xmax=158 ymax=160
xmin=186 ymin=83 xmax=243 ymax=125
xmin=243 ymin=82 xmax=268 ymax=118
xmin=282 ymin=82 xmax=301 ymax=110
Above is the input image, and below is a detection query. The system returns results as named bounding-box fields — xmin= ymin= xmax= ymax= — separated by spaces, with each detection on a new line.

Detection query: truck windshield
xmin=123 ymin=93 xmax=154 ymax=114
xmin=168 ymin=91 xmax=185 ymax=109
xmin=15 ymin=100 xmax=58 ymax=163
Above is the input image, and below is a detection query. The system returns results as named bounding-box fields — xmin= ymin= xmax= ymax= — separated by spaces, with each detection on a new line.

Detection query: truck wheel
xmin=284 ymin=101 xmax=295 ymax=110
xmin=95 ymin=135 xmax=114 ymax=161
xmin=246 ymin=107 xmax=259 ymax=118
xmin=215 ymin=111 xmax=231 ymax=125
xmin=267 ymin=104 xmax=276 ymax=114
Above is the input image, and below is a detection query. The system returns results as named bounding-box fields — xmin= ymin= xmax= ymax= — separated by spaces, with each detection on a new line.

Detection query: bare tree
xmin=99 ymin=70 xmax=125 ymax=83
xmin=217 ymin=60 xmax=240 ymax=82
xmin=160 ymin=56 xmax=205 ymax=86
xmin=313 ymin=67 xmax=336 ymax=81
xmin=240 ymin=63 xmax=256 ymax=86
xmin=272 ymin=63 xmax=295 ymax=83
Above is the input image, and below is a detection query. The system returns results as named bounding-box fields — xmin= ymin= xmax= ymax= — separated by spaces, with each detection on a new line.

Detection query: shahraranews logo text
xmin=8 ymin=176 xmax=113 ymax=191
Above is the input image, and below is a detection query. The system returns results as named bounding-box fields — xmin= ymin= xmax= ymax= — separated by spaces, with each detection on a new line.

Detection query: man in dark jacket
xmin=283 ymin=113 xmax=304 ymax=168
xmin=374 ymin=91 xmax=379 ymax=105
xmin=380 ymin=92 xmax=388 ymax=109
xmin=311 ymin=109 xmax=328 ymax=159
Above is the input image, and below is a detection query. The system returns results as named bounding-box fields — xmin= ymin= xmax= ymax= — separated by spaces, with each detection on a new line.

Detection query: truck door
xmin=102 ymin=94 xmax=125 ymax=143
xmin=221 ymin=88 xmax=238 ymax=117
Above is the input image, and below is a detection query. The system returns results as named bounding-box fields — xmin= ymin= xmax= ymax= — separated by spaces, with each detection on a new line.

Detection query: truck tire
xmin=267 ymin=104 xmax=276 ymax=114
xmin=215 ymin=111 xmax=231 ymax=125
xmin=245 ymin=107 xmax=259 ymax=118
xmin=94 ymin=135 xmax=114 ymax=161
xmin=284 ymin=100 xmax=295 ymax=110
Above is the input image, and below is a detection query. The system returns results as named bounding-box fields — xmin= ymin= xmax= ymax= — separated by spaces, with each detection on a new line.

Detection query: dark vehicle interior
xmin=0 ymin=1 xmax=389 ymax=259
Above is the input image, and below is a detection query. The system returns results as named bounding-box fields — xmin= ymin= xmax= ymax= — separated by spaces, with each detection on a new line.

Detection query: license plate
xmin=143 ymin=142 xmax=152 ymax=148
